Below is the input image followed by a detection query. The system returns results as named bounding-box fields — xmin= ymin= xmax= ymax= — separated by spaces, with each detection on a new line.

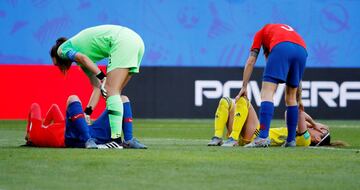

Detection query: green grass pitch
xmin=0 ymin=119 xmax=359 ymax=190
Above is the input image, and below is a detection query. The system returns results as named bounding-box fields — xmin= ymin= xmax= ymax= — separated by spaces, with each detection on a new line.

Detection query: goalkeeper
xmin=24 ymin=95 xmax=147 ymax=149
xmin=50 ymin=25 xmax=144 ymax=148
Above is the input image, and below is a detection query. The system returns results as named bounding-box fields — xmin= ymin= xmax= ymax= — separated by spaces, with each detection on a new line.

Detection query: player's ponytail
xmin=56 ymin=37 xmax=67 ymax=45
xmin=50 ymin=37 xmax=72 ymax=74
xmin=297 ymin=81 xmax=304 ymax=111
xmin=329 ymin=140 xmax=349 ymax=147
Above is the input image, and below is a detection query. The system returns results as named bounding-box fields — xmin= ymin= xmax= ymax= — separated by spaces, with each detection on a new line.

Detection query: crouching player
xmin=208 ymin=96 xmax=337 ymax=147
xmin=25 ymin=95 xmax=147 ymax=149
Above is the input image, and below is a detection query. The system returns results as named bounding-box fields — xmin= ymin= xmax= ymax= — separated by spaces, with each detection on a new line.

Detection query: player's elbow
xmin=121 ymin=95 xmax=130 ymax=103
xmin=246 ymin=57 xmax=256 ymax=67
xmin=67 ymin=95 xmax=81 ymax=106
xmin=75 ymin=53 xmax=88 ymax=65
xmin=247 ymin=62 xmax=255 ymax=67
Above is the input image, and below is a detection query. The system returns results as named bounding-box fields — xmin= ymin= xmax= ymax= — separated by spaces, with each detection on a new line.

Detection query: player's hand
xmin=235 ymin=87 xmax=247 ymax=102
xmin=84 ymin=114 xmax=92 ymax=125
xmin=313 ymin=124 xmax=328 ymax=134
xmin=100 ymin=77 xmax=107 ymax=98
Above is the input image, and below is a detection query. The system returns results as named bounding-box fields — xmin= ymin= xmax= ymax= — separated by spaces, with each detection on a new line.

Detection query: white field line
xmin=142 ymin=138 xmax=360 ymax=152
xmin=142 ymin=138 xmax=208 ymax=145
xmin=272 ymin=125 xmax=360 ymax=129
xmin=309 ymin=146 xmax=360 ymax=152
xmin=328 ymin=125 xmax=360 ymax=129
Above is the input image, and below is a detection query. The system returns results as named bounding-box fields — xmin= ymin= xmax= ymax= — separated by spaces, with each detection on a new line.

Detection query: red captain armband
xmin=70 ymin=113 xmax=85 ymax=121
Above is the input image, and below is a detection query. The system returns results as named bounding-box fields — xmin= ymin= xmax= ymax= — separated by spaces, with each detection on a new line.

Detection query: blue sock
xmin=122 ymin=102 xmax=133 ymax=141
xmin=258 ymin=101 xmax=274 ymax=138
xmin=286 ymin=105 xmax=298 ymax=142
xmin=66 ymin=101 xmax=91 ymax=142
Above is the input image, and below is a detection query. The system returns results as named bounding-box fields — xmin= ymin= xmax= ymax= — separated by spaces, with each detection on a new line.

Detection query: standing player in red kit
xmin=235 ymin=24 xmax=307 ymax=147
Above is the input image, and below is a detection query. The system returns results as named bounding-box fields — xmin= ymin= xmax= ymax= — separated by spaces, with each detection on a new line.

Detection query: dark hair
xmin=310 ymin=132 xmax=349 ymax=147
xmin=50 ymin=37 xmax=72 ymax=74
xmin=310 ymin=133 xmax=331 ymax=146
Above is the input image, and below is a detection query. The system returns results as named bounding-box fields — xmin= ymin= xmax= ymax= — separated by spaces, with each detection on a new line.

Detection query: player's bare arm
xmin=250 ymin=49 xmax=259 ymax=58
xmin=304 ymin=111 xmax=327 ymax=133
xmin=304 ymin=112 xmax=316 ymax=127
xmin=236 ymin=50 xmax=258 ymax=100
xmin=74 ymin=53 xmax=102 ymax=75
xmin=86 ymin=74 xmax=102 ymax=111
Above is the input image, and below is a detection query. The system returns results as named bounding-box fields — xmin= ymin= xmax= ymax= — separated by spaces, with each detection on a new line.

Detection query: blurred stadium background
xmin=0 ymin=0 xmax=359 ymax=119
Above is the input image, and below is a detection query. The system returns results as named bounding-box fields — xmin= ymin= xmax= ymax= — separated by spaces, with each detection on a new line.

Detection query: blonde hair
xmin=329 ymin=140 xmax=349 ymax=147
xmin=297 ymin=81 xmax=304 ymax=110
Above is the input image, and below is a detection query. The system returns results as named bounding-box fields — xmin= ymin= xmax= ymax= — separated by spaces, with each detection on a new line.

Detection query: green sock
xmin=106 ymin=95 xmax=123 ymax=139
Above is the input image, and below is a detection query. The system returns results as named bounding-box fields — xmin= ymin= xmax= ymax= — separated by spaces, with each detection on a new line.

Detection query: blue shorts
xmin=263 ymin=42 xmax=307 ymax=87
xmin=89 ymin=110 xmax=112 ymax=144
xmin=65 ymin=101 xmax=111 ymax=147
xmin=65 ymin=101 xmax=90 ymax=148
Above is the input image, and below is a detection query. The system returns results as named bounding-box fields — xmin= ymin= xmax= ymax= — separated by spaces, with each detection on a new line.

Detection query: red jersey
xmin=26 ymin=103 xmax=65 ymax=148
xmin=28 ymin=120 xmax=65 ymax=148
xmin=250 ymin=24 xmax=306 ymax=54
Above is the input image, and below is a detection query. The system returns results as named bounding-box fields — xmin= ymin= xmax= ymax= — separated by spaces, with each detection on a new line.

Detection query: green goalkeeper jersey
xmin=57 ymin=25 xmax=144 ymax=76
xmin=58 ymin=25 xmax=125 ymax=62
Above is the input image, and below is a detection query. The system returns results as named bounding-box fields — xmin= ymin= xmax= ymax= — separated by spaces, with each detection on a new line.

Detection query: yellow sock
xmin=230 ymin=97 xmax=249 ymax=140
xmin=214 ymin=97 xmax=232 ymax=138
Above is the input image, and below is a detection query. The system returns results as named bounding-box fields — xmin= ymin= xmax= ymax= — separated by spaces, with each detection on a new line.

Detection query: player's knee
xmin=30 ymin=103 xmax=41 ymax=119
xmin=50 ymin=104 xmax=60 ymax=111
xmin=285 ymin=98 xmax=297 ymax=106
xmin=105 ymin=83 xmax=121 ymax=97
xmin=121 ymin=95 xmax=130 ymax=103
xmin=66 ymin=95 xmax=80 ymax=106
xmin=235 ymin=97 xmax=249 ymax=114
xmin=236 ymin=97 xmax=248 ymax=107
xmin=285 ymin=92 xmax=297 ymax=106
xmin=218 ymin=97 xmax=232 ymax=110
xmin=261 ymin=91 xmax=273 ymax=102
xmin=30 ymin=103 xmax=40 ymax=111
xmin=260 ymin=82 xmax=277 ymax=101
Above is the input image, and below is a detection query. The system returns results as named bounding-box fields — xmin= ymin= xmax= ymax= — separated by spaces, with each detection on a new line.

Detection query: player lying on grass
xmin=24 ymin=95 xmax=147 ymax=149
xmin=208 ymin=96 xmax=337 ymax=147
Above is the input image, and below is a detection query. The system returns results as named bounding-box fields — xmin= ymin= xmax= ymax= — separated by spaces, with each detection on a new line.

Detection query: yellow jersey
xmin=269 ymin=127 xmax=311 ymax=146
xmin=239 ymin=127 xmax=311 ymax=146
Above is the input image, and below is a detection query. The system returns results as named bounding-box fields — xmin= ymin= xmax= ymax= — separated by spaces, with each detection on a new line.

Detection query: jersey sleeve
xmin=250 ymin=29 xmax=263 ymax=51
xmin=57 ymin=41 xmax=78 ymax=62
xmin=295 ymin=130 xmax=311 ymax=146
